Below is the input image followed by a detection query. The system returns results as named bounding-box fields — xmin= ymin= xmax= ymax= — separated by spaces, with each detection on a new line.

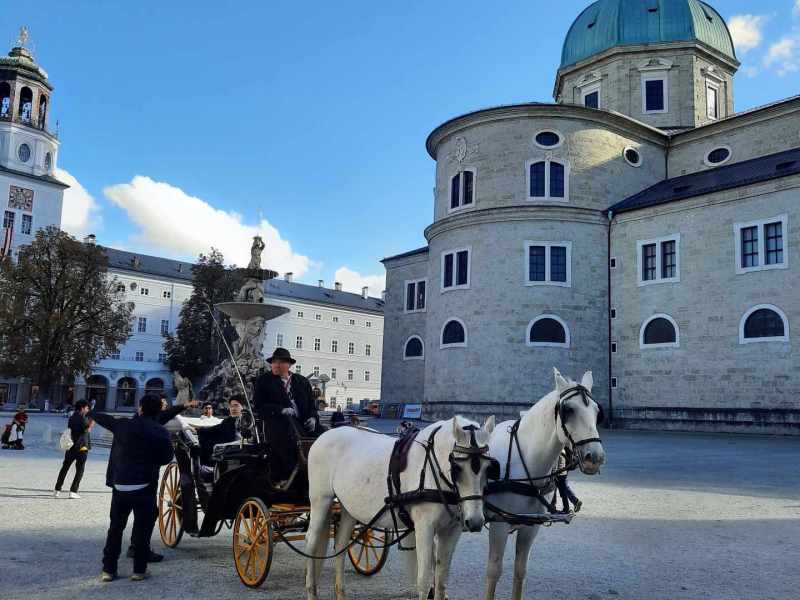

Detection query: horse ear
xmin=553 ymin=367 xmax=569 ymax=393
xmin=452 ymin=417 xmax=465 ymax=444
xmin=483 ymin=415 xmax=495 ymax=434
xmin=581 ymin=370 xmax=594 ymax=391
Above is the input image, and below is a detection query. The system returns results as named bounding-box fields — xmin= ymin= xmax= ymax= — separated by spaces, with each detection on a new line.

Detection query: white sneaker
xmin=53 ymin=490 xmax=62 ymax=498
xmin=69 ymin=492 xmax=81 ymax=499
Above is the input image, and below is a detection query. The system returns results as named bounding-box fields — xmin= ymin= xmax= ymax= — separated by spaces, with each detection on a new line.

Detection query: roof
xmin=265 ymin=278 xmax=384 ymax=314
xmin=381 ymin=246 xmax=429 ymax=263
xmin=103 ymin=246 xmax=195 ymax=282
xmin=609 ymin=147 xmax=800 ymax=214
xmin=560 ymin=0 xmax=735 ymax=69
xmin=0 ymin=164 xmax=69 ymax=188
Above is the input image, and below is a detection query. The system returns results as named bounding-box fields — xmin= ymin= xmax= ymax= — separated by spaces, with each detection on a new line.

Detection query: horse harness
xmin=485 ymin=384 xmax=603 ymax=517
xmin=385 ymin=425 xmax=498 ymax=536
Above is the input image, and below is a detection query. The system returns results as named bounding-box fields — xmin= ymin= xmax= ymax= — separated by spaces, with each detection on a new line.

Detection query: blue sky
xmin=6 ymin=0 xmax=799 ymax=293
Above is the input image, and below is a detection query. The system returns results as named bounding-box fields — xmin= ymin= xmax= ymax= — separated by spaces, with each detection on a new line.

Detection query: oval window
xmin=129 ymin=282 xmax=138 ymax=291
xmin=706 ymin=147 xmax=731 ymax=165
xmin=623 ymin=147 xmax=641 ymax=166
xmin=534 ymin=131 xmax=561 ymax=148
xmin=18 ymin=143 xmax=31 ymax=163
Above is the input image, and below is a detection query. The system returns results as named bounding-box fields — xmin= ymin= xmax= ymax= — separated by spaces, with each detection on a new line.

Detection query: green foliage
xmin=163 ymin=248 xmax=242 ymax=381
xmin=0 ymin=227 xmax=133 ymax=395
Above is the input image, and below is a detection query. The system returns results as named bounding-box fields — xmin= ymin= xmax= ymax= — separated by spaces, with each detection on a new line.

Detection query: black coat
xmin=253 ymin=372 xmax=319 ymax=424
xmin=91 ymin=412 xmax=174 ymax=488
xmin=68 ymin=412 xmax=91 ymax=449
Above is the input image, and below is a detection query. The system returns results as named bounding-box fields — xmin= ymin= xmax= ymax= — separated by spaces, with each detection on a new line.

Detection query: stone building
xmin=380 ymin=0 xmax=800 ymax=433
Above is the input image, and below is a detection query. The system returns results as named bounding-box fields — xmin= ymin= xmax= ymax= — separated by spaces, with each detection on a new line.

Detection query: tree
xmin=163 ymin=248 xmax=242 ymax=382
xmin=0 ymin=227 xmax=133 ymax=404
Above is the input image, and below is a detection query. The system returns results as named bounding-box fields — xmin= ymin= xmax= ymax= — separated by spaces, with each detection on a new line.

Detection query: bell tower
xmin=0 ymin=27 xmax=66 ymax=258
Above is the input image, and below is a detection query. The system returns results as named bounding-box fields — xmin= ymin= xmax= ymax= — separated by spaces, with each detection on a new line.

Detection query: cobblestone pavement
xmin=1 ymin=413 xmax=798 ymax=600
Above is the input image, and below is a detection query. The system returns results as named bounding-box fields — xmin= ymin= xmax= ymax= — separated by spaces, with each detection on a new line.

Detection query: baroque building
xmin=380 ymin=0 xmax=800 ymax=434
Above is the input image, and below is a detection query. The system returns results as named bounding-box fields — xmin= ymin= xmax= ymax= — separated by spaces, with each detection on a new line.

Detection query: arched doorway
xmin=86 ymin=375 xmax=108 ymax=411
xmin=116 ymin=377 xmax=137 ymax=409
xmin=0 ymin=82 xmax=10 ymax=117
xmin=145 ymin=378 xmax=165 ymax=399
xmin=18 ymin=86 xmax=32 ymax=122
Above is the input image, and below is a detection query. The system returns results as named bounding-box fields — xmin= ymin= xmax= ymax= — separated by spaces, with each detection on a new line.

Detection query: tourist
xmin=349 ymin=412 xmax=361 ymax=427
xmin=91 ymin=394 xmax=174 ymax=582
xmin=54 ymin=400 xmax=93 ymax=497
xmin=554 ymin=448 xmax=582 ymax=513
xmin=1 ymin=409 xmax=28 ymax=450
xmin=330 ymin=406 xmax=346 ymax=428
xmin=200 ymin=402 xmax=215 ymax=419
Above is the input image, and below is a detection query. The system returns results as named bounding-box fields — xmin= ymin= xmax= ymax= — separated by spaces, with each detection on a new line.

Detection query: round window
xmin=706 ymin=147 xmax=731 ymax=165
xmin=623 ymin=147 xmax=642 ymax=167
xmin=130 ymin=282 xmax=138 ymax=291
xmin=44 ymin=152 xmax=52 ymax=171
xmin=18 ymin=143 xmax=31 ymax=163
xmin=534 ymin=131 xmax=561 ymax=148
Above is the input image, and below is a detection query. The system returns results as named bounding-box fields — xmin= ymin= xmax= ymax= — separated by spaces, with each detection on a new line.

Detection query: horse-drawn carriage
xmin=157 ymin=415 xmax=390 ymax=588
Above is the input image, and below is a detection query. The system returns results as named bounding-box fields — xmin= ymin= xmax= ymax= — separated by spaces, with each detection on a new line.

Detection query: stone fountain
xmin=199 ymin=236 xmax=290 ymax=406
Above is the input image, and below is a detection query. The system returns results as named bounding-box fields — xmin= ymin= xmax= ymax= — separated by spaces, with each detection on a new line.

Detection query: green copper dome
xmin=560 ymin=0 xmax=736 ymax=68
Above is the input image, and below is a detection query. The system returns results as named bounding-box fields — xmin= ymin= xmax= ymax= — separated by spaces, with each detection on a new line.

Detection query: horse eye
xmin=561 ymin=405 xmax=574 ymax=420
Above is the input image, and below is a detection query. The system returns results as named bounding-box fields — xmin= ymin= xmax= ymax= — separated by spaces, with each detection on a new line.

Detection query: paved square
xmin=1 ymin=413 xmax=798 ymax=600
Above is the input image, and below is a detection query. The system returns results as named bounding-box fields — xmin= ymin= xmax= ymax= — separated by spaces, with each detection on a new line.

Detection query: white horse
xmin=305 ymin=416 xmax=497 ymax=600
xmin=482 ymin=368 xmax=606 ymax=600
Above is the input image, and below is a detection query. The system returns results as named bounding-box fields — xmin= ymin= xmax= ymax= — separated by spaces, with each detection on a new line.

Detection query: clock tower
xmin=0 ymin=27 xmax=67 ymax=258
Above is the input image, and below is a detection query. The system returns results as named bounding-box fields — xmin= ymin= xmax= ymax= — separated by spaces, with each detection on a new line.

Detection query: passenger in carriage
xmin=197 ymin=396 xmax=244 ymax=467
xmin=253 ymin=347 xmax=325 ymax=482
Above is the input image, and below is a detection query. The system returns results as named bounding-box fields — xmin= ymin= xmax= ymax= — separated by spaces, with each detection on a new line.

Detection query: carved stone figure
xmin=248 ymin=236 xmax=265 ymax=270
xmin=173 ymin=371 xmax=194 ymax=404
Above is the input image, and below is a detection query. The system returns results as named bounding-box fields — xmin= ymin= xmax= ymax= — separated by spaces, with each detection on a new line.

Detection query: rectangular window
xmin=111 ymin=351 xmax=120 ymax=360
xmin=158 ymin=353 xmax=167 ymax=362
xmin=442 ymin=248 xmax=470 ymax=290
xmin=735 ymin=216 xmax=788 ymax=273
xmin=297 ymin=311 xmax=304 ymax=318
xmin=315 ymin=313 xmax=322 ymax=321
xmin=276 ymin=333 xmax=284 ymax=347
xmin=160 ymin=319 xmax=169 ymax=336
xmin=296 ymin=336 xmax=303 ymax=350
xmin=3 ymin=211 xmax=14 ymax=229
xmin=331 ymin=367 xmax=337 ymax=379
xmin=530 ymin=161 xmax=545 ymax=197
xmin=366 ymin=321 xmax=372 ymax=328
xmin=162 ymin=290 xmax=171 ymax=299
xmin=611 ymin=342 xmax=617 ymax=353
xmin=333 ymin=316 xmax=339 ymax=323
xmin=642 ymin=244 xmax=657 ymax=281
xmin=21 ymin=214 xmax=32 ymax=235
xmin=346 ymin=397 xmax=353 ymax=408
xmin=463 ymin=171 xmax=474 ymax=205
xmin=706 ymin=82 xmax=719 ymax=120
xmin=610 ymin=257 xmax=617 ymax=269
xmin=644 ymin=78 xmax=665 ymax=112
xmin=331 ymin=340 xmax=338 ymax=353
xmin=365 ymin=371 xmax=371 ymax=382
xmin=349 ymin=318 xmax=355 ymax=326
xmin=405 ymin=278 xmax=427 ymax=313
xmin=611 ymin=377 xmax=618 ymax=389
xmin=549 ymin=163 xmax=565 ymax=198
xmin=450 ymin=172 xmax=460 ymax=209
xmin=583 ymin=90 xmax=599 ymax=109
xmin=450 ymin=170 xmax=475 ymax=211
xmin=365 ymin=344 xmax=371 ymax=356
xmin=525 ymin=242 xmax=572 ymax=287
xmin=295 ymin=365 xmax=302 ymax=373
xmin=313 ymin=366 xmax=320 ymax=376
xmin=347 ymin=369 xmax=354 ymax=381
xmin=135 ymin=351 xmax=144 ymax=362
xmin=529 ymin=160 xmax=568 ymax=200
xmin=314 ymin=338 xmax=321 ymax=351
xmin=611 ymin=308 xmax=617 ymax=319
xmin=348 ymin=342 xmax=355 ymax=355
xmin=637 ymin=235 xmax=680 ymax=285
xmin=137 ymin=317 xmax=147 ymax=333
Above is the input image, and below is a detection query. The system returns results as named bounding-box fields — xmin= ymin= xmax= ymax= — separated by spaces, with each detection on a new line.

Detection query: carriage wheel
xmin=348 ymin=526 xmax=390 ymax=576
xmin=158 ymin=462 xmax=184 ymax=548
xmin=233 ymin=497 xmax=273 ymax=588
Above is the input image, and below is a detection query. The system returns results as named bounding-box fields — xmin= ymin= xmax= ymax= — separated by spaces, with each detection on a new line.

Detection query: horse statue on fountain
xmin=482 ymin=368 xmax=606 ymax=600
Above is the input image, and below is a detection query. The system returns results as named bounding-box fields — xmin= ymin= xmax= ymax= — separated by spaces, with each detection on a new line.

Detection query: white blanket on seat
xmin=163 ymin=414 xmax=223 ymax=433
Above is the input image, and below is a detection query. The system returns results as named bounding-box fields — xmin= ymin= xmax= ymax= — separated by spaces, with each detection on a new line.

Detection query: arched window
xmin=404 ymin=335 xmax=424 ymax=360
xmin=640 ymin=314 xmax=679 ymax=348
xmin=528 ymin=159 xmax=568 ymax=200
xmin=441 ymin=319 xmax=467 ymax=348
xmin=527 ymin=315 xmax=570 ymax=348
xmin=116 ymin=377 xmax=137 ymax=409
xmin=145 ymin=377 xmax=165 ymax=397
xmin=86 ymin=375 xmax=108 ymax=411
xmin=0 ymin=82 xmax=10 ymax=117
xmin=18 ymin=86 xmax=32 ymax=122
xmin=38 ymin=95 xmax=47 ymax=128
xmin=740 ymin=305 xmax=789 ymax=344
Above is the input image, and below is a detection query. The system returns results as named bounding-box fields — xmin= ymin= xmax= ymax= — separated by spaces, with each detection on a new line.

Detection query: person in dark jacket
xmin=54 ymin=400 xmax=93 ymax=498
xmin=91 ymin=394 xmax=174 ymax=582
xmin=330 ymin=406 xmax=346 ymax=428
xmin=252 ymin=348 xmax=324 ymax=481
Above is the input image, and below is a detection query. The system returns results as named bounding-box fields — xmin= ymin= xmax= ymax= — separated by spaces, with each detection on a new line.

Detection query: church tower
xmin=0 ymin=27 xmax=66 ymax=258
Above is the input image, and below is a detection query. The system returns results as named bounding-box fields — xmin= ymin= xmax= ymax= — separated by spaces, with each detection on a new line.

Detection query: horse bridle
xmin=447 ymin=424 xmax=499 ymax=503
xmin=555 ymin=385 xmax=603 ymax=472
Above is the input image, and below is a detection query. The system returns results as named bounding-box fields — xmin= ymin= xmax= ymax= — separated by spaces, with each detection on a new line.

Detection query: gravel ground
xmin=1 ymin=413 xmax=798 ymax=600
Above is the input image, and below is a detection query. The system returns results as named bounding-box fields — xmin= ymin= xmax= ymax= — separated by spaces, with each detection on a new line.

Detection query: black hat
xmin=267 ymin=347 xmax=296 ymax=365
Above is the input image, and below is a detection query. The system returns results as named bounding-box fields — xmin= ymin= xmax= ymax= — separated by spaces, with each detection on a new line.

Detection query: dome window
xmin=705 ymin=147 xmax=731 ymax=166
xmin=534 ymin=131 xmax=562 ymax=148
xmin=623 ymin=147 xmax=642 ymax=167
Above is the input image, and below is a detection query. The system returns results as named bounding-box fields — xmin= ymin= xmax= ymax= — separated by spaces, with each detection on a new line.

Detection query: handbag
xmin=59 ymin=429 xmax=73 ymax=451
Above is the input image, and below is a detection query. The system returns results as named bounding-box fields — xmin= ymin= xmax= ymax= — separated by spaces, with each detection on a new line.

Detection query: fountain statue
xmin=199 ymin=237 xmax=288 ymax=407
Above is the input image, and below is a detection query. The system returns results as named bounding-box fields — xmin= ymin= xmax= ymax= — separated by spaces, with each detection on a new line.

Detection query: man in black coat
xmin=90 ymin=394 xmax=174 ymax=582
xmin=54 ymin=400 xmax=93 ymax=498
xmin=253 ymin=348 xmax=324 ymax=481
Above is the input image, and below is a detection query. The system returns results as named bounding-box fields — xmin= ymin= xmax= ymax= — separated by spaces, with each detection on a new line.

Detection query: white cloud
xmin=333 ymin=266 xmax=385 ymax=296
xmin=764 ymin=34 xmax=800 ymax=76
xmin=743 ymin=66 xmax=759 ymax=78
xmin=103 ymin=175 xmax=312 ymax=275
xmin=728 ymin=14 xmax=767 ymax=54
xmin=55 ymin=168 xmax=102 ymax=237
xmin=794 ymin=0 xmax=800 ymax=17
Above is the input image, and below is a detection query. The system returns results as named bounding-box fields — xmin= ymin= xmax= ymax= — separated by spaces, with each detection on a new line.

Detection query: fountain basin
xmin=215 ymin=302 xmax=290 ymax=322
